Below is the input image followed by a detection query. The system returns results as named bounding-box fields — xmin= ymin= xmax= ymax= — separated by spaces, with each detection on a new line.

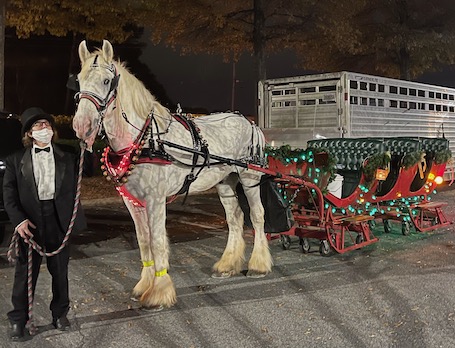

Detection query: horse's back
xmin=195 ymin=112 xmax=259 ymax=158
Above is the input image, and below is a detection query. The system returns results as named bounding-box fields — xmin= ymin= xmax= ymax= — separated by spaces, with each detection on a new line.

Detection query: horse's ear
xmin=78 ymin=40 xmax=90 ymax=64
xmin=102 ymin=40 xmax=114 ymax=63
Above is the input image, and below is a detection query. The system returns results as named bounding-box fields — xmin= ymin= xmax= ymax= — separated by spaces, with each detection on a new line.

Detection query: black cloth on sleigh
xmin=236 ymin=175 xmax=294 ymax=233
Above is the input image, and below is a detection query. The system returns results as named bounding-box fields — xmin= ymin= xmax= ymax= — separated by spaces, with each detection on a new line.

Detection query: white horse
xmin=72 ymin=40 xmax=272 ymax=310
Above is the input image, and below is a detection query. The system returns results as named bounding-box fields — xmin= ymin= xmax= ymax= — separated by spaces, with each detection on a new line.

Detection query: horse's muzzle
xmin=73 ymin=116 xmax=98 ymax=150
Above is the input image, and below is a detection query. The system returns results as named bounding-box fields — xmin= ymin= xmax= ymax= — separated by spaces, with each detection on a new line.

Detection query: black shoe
xmin=9 ymin=322 xmax=25 ymax=341
xmin=52 ymin=316 xmax=70 ymax=331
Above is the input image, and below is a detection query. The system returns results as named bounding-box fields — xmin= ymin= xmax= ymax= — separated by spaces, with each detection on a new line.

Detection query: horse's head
xmin=72 ymin=40 xmax=120 ymax=149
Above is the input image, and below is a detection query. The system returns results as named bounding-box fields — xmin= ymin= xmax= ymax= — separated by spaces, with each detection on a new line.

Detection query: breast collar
xmin=100 ymin=111 xmax=208 ymax=189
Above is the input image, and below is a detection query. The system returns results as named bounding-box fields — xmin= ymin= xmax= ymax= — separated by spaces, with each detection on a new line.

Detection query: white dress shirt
xmin=32 ymin=144 xmax=56 ymax=200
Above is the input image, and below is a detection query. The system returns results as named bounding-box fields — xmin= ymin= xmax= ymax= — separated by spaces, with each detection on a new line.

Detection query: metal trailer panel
xmin=342 ymin=72 xmax=455 ymax=169
xmin=259 ymin=74 xmax=344 ymax=146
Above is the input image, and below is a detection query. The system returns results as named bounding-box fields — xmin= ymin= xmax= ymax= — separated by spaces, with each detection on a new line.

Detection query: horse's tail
xmin=250 ymin=122 xmax=266 ymax=166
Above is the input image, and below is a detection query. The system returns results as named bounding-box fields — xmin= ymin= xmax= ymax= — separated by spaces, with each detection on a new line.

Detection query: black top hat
xmin=21 ymin=107 xmax=54 ymax=135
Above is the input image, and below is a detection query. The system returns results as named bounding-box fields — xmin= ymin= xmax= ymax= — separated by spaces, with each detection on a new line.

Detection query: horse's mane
xmin=81 ymin=49 xmax=171 ymax=122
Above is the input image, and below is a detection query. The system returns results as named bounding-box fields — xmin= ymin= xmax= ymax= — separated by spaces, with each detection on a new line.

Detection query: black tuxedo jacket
xmin=3 ymin=143 xmax=90 ymax=237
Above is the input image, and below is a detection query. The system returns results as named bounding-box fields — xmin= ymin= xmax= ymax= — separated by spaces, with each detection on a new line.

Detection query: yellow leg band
xmin=142 ymin=260 xmax=155 ymax=267
xmin=155 ymin=268 xmax=168 ymax=277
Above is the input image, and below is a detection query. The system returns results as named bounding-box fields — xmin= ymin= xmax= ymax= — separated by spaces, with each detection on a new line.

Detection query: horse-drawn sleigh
xmin=70 ymin=40 xmax=452 ymax=311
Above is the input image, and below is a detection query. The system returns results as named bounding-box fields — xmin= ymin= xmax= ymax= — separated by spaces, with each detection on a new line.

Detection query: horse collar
xmin=100 ymin=112 xmax=159 ymax=185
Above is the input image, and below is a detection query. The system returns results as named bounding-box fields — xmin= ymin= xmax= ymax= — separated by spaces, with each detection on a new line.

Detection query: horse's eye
xmin=103 ymin=79 xmax=110 ymax=85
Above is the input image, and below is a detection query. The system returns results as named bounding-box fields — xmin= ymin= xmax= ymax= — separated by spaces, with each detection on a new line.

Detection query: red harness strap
xmin=102 ymin=146 xmax=172 ymax=181
xmin=136 ymin=157 xmax=172 ymax=165
xmin=102 ymin=149 xmax=172 ymax=207
xmin=101 ymin=112 xmax=174 ymax=207
xmin=103 ymin=112 xmax=199 ymax=206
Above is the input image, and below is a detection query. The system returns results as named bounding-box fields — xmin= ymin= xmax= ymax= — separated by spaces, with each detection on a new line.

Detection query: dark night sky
xmin=4 ymin=30 xmax=455 ymax=118
xmin=137 ymin=31 xmax=310 ymax=116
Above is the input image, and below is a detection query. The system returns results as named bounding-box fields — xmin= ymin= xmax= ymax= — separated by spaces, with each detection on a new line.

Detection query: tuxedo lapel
xmin=20 ymin=149 xmax=40 ymax=203
xmin=53 ymin=145 xmax=67 ymax=197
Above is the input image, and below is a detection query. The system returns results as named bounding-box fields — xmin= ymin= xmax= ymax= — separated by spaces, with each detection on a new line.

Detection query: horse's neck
xmin=103 ymin=109 xmax=133 ymax=151
xmin=103 ymin=101 xmax=171 ymax=152
xmin=103 ymin=65 xmax=172 ymax=151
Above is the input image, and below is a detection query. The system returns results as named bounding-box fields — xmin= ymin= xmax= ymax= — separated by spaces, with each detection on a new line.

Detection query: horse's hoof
xmin=141 ymin=304 xmax=164 ymax=312
xmin=246 ymin=270 xmax=267 ymax=278
xmin=211 ymin=271 xmax=234 ymax=279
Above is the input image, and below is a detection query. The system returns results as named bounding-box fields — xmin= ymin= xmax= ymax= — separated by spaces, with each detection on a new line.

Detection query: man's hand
xmin=16 ymin=219 xmax=36 ymax=241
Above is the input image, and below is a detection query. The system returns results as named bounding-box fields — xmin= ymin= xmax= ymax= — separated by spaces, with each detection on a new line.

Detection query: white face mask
xmin=31 ymin=128 xmax=54 ymax=144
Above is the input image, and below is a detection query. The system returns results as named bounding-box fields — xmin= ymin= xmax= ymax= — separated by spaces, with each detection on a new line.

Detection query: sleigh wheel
xmin=299 ymin=237 xmax=310 ymax=253
xmin=431 ymin=216 xmax=439 ymax=226
xmin=355 ymin=233 xmax=364 ymax=244
xmin=401 ymin=221 xmax=411 ymax=236
xmin=280 ymin=235 xmax=292 ymax=250
xmin=383 ymin=219 xmax=392 ymax=234
xmin=368 ymin=219 xmax=377 ymax=229
xmin=319 ymin=240 xmax=331 ymax=256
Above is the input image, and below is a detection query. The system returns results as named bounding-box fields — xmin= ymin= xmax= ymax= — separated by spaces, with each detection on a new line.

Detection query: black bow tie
xmin=35 ymin=147 xmax=50 ymax=153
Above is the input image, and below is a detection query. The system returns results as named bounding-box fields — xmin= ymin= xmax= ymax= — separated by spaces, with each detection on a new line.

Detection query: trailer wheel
xmin=319 ymin=240 xmax=331 ymax=256
xmin=368 ymin=220 xmax=377 ymax=229
xmin=401 ymin=221 xmax=410 ymax=236
xmin=355 ymin=234 xmax=364 ymax=244
xmin=431 ymin=217 xmax=439 ymax=226
xmin=383 ymin=219 xmax=392 ymax=234
xmin=299 ymin=237 xmax=310 ymax=253
xmin=280 ymin=235 xmax=292 ymax=250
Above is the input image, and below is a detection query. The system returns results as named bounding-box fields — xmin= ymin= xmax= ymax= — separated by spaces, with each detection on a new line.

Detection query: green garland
xmin=265 ymin=144 xmax=337 ymax=189
xmin=363 ymin=152 xmax=391 ymax=187
xmin=434 ymin=149 xmax=452 ymax=165
xmin=306 ymin=146 xmax=337 ymax=184
xmin=264 ymin=144 xmax=311 ymax=164
xmin=402 ymin=151 xmax=425 ymax=169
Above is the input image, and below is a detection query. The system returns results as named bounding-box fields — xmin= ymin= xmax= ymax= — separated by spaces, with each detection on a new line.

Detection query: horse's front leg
xmin=139 ymin=195 xmax=176 ymax=309
xmin=212 ymin=175 xmax=246 ymax=278
xmin=241 ymin=174 xmax=273 ymax=278
xmin=122 ymin=198 xmax=155 ymax=301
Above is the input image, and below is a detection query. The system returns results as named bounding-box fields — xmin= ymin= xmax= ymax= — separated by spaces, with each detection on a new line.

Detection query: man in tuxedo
xmin=3 ymin=107 xmax=93 ymax=341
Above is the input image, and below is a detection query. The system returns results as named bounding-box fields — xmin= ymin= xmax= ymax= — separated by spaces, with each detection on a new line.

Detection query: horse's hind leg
xmin=212 ymin=174 xmax=246 ymax=278
xmin=241 ymin=173 xmax=273 ymax=277
xmin=123 ymin=198 xmax=155 ymax=300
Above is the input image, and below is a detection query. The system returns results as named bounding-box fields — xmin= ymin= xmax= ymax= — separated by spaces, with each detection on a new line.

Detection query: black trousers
xmin=7 ymin=200 xmax=70 ymax=325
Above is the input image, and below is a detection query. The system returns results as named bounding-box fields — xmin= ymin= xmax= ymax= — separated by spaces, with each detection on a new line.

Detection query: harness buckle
xmin=147 ymin=138 xmax=172 ymax=162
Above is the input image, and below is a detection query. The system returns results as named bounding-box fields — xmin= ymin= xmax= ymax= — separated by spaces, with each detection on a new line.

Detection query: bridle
xmin=67 ymin=55 xmax=120 ymax=133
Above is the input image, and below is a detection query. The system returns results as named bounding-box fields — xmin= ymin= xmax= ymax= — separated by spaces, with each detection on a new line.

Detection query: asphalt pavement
xmin=0 ymin=188 xmax=454 ymax=348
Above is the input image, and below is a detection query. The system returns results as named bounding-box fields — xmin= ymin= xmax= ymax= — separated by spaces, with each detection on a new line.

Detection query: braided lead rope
xmin=8 ymin=142 xmax=86 ymax=335
xmin=6 ymin=230 xmax=19 ymax=264
xmin=26 ymin=244 xmax=34 ymax=334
